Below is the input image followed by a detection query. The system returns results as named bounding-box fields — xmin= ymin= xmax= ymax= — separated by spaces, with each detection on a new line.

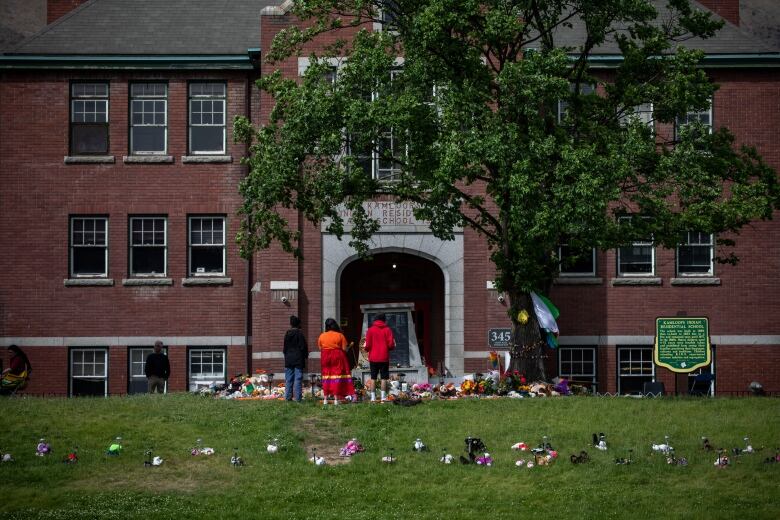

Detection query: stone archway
xmin=340 ymin=252 xmax=444 ymax=370
xmin=322 ymin=233 xmax=464 ymax=375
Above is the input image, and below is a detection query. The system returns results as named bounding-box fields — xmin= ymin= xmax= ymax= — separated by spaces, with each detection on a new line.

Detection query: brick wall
xmin=0 ymin=69 xmax=254 ymax=394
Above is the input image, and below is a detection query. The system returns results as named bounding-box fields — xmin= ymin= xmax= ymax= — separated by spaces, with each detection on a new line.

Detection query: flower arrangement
xmin=460 ymin=379 xmax=477 ymax=395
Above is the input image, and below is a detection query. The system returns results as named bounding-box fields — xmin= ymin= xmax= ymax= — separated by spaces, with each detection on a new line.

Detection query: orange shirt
xmin=318 ymin=330 xmax=348 ymax=351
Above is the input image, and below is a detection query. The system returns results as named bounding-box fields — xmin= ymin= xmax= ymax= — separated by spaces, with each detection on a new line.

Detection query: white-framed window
xmin=128 ymin=346 xmax=167 ymax=394
xmin=677 ymin=231 xmax=714 ymax=276
xmin=617 ymin=216 xmax=654 ymax=276
xmin=189 ymin=82 xmax=226 ymax=154
xmin=188 ymin=216 xmax=225 ymax=276
xmin=188 ymin=347 xmax=226 ymax=391
xmin=619 ymin=102 xmax=654 ymax=129
xmin=559 ymin=245 xmax=596 ymax=276
xmin=558 ymin=83 xmax=596 ymax=123
xmin=70 ymin=82 xmax=109 ymax=155
xmin=376 ymin=129 xmax=404 ymax=181
xmin=558 ymin=346 xmax=597 ymax=390
xmin=130 ymin=83 xmax=167 ymax=154
xmin=617 ymin=346 xmax=654 ymax=395
xmin=675 ymin=103 xmax=712 ymax=141
xmin=70 ymin=347 xmax=108 ymax=396
xmin=350 ymin=68 xmax=405 ymax=182
xmin=373 ymin=0 xmax=399 ymax=32
xmin=70 ymin=216 xmax=108 ymax=277
xmin=130 ymin=216 xmax=167 ymax=277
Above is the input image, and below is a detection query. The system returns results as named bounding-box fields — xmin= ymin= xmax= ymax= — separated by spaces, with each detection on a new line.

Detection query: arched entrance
xmin=339 ymin=252 xmax=445 ymax=371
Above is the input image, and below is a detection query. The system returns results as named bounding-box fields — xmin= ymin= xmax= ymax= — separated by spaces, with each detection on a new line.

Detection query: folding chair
xmin=690 ymin=373 xmax=714 ymax=397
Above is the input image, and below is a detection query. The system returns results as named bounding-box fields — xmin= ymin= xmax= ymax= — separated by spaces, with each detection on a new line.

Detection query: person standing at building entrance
xmin=145 ymin=341 xmax=169 ymax=394
xmin=317 ymin=318 xmax=355 ymax=405
xmin=283 ymin=315 xmax=308 ymax=402
xmin=364 ymin=313 xmax=396 ymax=402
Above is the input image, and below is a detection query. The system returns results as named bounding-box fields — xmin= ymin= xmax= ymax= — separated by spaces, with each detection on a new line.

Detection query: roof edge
xmin=0 ymin=54 xmax=256 ymax=70
xmin=585 ymin=53 xmax=780 ymax=68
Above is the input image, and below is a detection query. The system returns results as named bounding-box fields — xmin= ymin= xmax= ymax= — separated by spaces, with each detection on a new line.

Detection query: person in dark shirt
xmin=145 ymin=340 xmax=170 ymax=394
xmin=283 ymin=315 xmax=308 ymax=402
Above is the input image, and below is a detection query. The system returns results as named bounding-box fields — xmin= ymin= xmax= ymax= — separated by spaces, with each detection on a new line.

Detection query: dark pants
xmin=148 ymin=376 xmax=166 ymax=393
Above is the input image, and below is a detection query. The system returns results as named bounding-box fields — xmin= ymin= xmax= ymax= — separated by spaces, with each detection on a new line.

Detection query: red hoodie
xmin=365 ymin=319 xmax=395 ymax=363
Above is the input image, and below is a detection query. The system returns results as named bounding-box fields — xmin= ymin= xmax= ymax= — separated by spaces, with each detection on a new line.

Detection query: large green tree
xmin=235 ymin=0 xmax=779 ymax=380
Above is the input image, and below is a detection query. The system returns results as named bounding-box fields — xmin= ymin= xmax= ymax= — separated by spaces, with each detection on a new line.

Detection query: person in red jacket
xmin=364 ymin=313 xmax=395 ymax=402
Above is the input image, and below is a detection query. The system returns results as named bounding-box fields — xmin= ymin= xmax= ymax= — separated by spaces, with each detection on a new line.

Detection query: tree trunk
xmin=508 ymin=291 xmax=546 ymax=382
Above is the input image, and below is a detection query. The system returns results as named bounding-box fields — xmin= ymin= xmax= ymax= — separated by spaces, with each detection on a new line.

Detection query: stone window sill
xmin=671 ymin=277 xmax=721 ymax=286
xmin=181 ymin=155 xmax=232 ymax=164
xmin=181 ymin=277 xmax=232 ymax=286
xmin=122 ymin=278 xmax=173 ymax=286
xmin=123 ymin=155 xmax=174 ymax=164
xmin=64 ymin=278 xmax=114 ymax=286
xmin=554 ymin=276 xmax=603 ymax=285
xmin=64 ymin=156 xmax=115 ymax=164
xmin=611 ymin=277 xmax=662 ymax=286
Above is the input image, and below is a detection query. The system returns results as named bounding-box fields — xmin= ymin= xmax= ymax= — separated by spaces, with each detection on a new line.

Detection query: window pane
xmin=191 ymin=247 xmax=224 ymax=274
xmin=72 ymin=125 xmax=108 ymax=154
xmin=132 ymin=247 xmax=165 ymax=275
xmin=131 ymin=126 xmax=165 ymax=153
xmin=73 ymin=248 xmax=106 ymax=275
xmin=191 ymin=127 xmax=224 ymax=153
xmin=619 ymin=245 xmax=653 ymax=274
xmin=560 ymin=245 xmax=594 ymax=274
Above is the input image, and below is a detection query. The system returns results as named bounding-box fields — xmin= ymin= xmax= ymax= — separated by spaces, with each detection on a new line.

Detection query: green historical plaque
xmin=654 ymin=317 xmax=711 ymax=373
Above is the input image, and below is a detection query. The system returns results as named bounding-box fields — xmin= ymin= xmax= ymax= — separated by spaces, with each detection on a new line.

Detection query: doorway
xmin=339 ymin=252 xmax=444 ymax=371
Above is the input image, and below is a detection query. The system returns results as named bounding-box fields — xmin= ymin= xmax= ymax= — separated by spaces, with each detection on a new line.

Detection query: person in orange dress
xmin=317 ymin=318 xmax=356 ymax=405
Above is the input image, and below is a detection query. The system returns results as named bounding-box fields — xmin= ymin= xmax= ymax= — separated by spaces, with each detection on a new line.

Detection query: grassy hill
xmin=1 ymin=394 xmax=778 ymax=519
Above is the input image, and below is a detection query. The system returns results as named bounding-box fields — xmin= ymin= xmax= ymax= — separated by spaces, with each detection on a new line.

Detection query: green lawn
xmin=1 ymin=395 xmax=778 ymax=519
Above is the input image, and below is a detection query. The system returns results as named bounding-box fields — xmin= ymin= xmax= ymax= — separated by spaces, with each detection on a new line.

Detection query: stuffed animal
xmin=152 ymin=456 xmax=163 ymax=466
xmin=310 ymin=455 xmax=326 ymax=465
xmin=381 ymin=451 xmax=395 ymax=463
xmin=413 ymin=438 xmax=427 ymax=452
xmin=464 ymin=437 xmax=487 ymax=462
xmin=35 ymin=439 xmax=51 ymax=457
xmin=615 ymin=450 xmax=633 ymax=465
xmin=593 ymin=433 xmax=607 ymax=451
xmin=652 ymin=443 xmax=673 ymax=454
xmin=570 ymin=451 xmax=590 ymax=464
xmin=231 ymin=449 xmax=244 ymax=466
xmin=106 ymin=443 xmax=122 ymax=456
xmin=2 ymin=452 xmax=14 ymax=463
xmin=511 ymin=442 xmax=529 ymax=451
xmin=714 ymin=451 xmax=729 ymax=467
xmin=340 ymin=438 xmax=364 ymax=457
xmin=267 ymin=439 xmax=279 ymax=454
xmin=63 ymin=450 xmax=78 ymax=464
xmin=702 ymin=437 xmax=714 ymax=451
xmin=475 ymin=453 xmax=493 ymax=466
xmin=440 ymin=453 xmax=454 ymax=464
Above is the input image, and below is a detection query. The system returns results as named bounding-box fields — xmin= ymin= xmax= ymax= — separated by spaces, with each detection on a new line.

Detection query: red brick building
xmin=1 ymin=0 xmax=778 ymax=396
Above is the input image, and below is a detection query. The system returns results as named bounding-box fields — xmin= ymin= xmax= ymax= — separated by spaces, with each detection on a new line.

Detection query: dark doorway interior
xmin=340 ymin=252 xmax=444 ymax=371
